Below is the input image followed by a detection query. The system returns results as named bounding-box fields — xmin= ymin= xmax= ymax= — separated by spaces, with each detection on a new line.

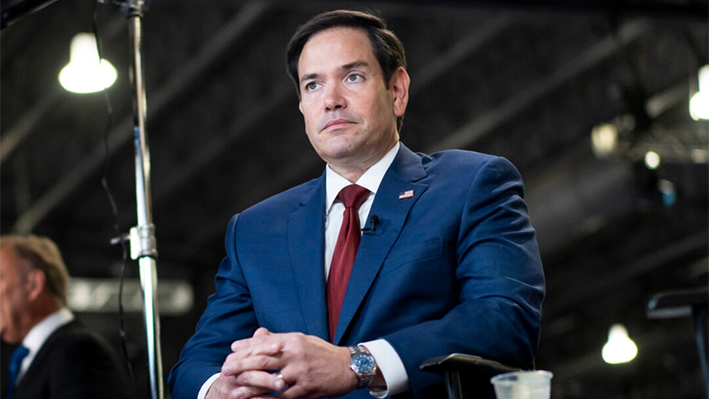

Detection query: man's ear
xmin=390 ymin=67 xmax=410 ymax=118
xmin=26 ymin=269 xmax=46 ymax=301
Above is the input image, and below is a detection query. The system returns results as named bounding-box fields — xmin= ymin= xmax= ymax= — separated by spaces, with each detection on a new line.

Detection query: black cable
xmin=92 ymin=2 xmax=137 ymax=398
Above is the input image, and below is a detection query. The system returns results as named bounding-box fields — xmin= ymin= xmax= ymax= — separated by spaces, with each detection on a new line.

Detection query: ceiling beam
xmin=427 ymin=19 xmax=651 ymax=153
xmin=12 ymin=0 xmax=271 ymax=233
xmin=152 ymin=83 xmax=294 ymax=206
xmin=544 ymin=230 xmax=709 ymax=318
xmin=410 ymin=15 xmax=518 ymax=95
xmin=0 ymin=87 xmax=62 ymax=162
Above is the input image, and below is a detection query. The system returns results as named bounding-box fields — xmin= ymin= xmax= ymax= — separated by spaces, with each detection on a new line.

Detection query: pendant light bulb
xmin=59 ymin=33 xmax=117 ymax=94
xmin=602 ymin=324 xmax=638 ymax=364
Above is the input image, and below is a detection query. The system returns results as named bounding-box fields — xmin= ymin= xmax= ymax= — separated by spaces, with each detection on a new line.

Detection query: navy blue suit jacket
xmin=169 ymin=144 xmax=545 ymax=398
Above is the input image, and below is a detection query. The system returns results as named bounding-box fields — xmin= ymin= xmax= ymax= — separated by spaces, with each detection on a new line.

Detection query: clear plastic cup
xmin=490 ymin=370 xmax=553 ymax=399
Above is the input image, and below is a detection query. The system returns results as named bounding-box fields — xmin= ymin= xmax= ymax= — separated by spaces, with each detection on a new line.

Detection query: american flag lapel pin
xmin=398 ymin=190 xmax=414 ymax=200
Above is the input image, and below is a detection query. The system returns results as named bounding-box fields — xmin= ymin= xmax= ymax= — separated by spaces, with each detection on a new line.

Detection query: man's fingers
xmin=207 ymin=373 xmax=277 ymax=399
xmin=226 ymin=384 xmax=276 ymax=399
xmin=275 ymin=384 xmax=306 ymax=399
xmin=231 ymin=333 xmax=281 ymax=354
xmin=252 ymin=327 xmax=271 ymax=337
xmin=234 ymin=370 xmax=286 ymax=392
xmin=222 ymin=353 xmax=283 ymax=376
xmin=230 ymin=338 xmax=282 ymax=356
xmin=211 ymin=371 xmax=285 ymax=399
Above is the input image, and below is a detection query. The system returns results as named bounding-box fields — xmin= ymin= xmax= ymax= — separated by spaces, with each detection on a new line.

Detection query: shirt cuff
xmin=198 ymin=373 xmax=221 ymax=399
xmin=361 ymin=339 xmax=409 ymax=397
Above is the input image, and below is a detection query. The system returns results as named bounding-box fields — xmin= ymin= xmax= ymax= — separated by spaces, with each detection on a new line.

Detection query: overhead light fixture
xmin=58 ymin=33 xmax=117 ymax=94
xmin=689 ymin=65 xmax=709 ymax=120
xmin=644 ymin=151 xmax=661 ymax=170
xmin=602 ymin=324 xmax=638 ymax=364
xmin=591 ymin=114 xmax=635 ymax=159
xmin=591 ymin=123 xmax=618 ymax=158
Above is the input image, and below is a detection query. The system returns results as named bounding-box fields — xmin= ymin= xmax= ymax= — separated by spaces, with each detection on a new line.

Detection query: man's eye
xmin=347 ymin=74 xmax=362 ymax=82
xmin=305 ymin=82 xmax=318 ymax=91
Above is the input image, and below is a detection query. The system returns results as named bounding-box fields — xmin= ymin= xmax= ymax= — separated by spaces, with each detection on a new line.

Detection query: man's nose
xmin=324 ymin=84 xmax=346 ymax=111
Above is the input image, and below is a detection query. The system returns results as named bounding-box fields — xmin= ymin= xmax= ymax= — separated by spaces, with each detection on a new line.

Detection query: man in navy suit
xmin=0 ymin=235 xmax=131 ymax=399
xmin=169 ymin=9 xmax=545 ymax=399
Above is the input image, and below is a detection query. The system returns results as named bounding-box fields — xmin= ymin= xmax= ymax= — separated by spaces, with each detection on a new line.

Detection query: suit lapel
xmin=288 ymin=175 xmax=330 ymax=341
xmin=333 ymin=144 xmax=429 ymax=344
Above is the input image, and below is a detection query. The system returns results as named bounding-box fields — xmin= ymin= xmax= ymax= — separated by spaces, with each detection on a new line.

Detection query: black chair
xmin=420 ymin=353 xmax=521 ymax=399
xmin=646 ymin=286 xmax=708 ymax=397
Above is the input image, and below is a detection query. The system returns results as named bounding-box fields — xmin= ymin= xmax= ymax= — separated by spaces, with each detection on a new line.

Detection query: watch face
xmin=353 ymin=354 xmax=375 ymax=372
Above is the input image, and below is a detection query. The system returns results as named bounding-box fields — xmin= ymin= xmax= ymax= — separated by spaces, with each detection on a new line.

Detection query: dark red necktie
xmin=327 ymin=184 xmax=370 ymax=341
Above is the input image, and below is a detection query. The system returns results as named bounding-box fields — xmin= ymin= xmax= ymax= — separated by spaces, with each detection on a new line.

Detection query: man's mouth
xmin=323 ymin=118 xmax=354 ymax=131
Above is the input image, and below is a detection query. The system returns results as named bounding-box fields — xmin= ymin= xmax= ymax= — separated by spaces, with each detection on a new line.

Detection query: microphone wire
xmin=92 ymin=2 xmax=137 ymax=398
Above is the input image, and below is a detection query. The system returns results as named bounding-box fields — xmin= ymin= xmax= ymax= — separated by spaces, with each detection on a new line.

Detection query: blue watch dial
xmin=354 ymin=354 xmax=375 ymax=371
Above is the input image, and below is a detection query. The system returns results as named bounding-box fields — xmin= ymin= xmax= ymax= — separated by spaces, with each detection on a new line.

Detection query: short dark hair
xmin=286 ymin=9 xmax=407 ymax=131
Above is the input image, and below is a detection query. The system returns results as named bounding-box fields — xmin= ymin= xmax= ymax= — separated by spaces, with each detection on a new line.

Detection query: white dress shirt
xmin=18 ymin=307 xmax=74 ymax=383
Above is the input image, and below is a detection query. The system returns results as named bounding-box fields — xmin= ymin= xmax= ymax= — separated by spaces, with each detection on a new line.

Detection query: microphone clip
xmin=361 ymin=215 xmax=379 ymax=234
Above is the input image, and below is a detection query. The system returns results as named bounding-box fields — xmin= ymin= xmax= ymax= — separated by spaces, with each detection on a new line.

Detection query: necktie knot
xmin=338 ymin=184 xmax=370 ymax=210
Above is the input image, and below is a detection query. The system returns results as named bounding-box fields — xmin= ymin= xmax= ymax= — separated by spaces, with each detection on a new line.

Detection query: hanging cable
xmin=93 ymin=2 xmax=136 ymax=397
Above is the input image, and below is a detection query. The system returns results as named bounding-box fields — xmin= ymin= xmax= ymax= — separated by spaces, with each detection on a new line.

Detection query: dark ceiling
xmin=1 ymin=1 xmax=708 ymax=398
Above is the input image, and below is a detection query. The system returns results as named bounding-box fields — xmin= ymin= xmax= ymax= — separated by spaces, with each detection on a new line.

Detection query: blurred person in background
xmin=0 ymin=234 xmax=131 ymax=399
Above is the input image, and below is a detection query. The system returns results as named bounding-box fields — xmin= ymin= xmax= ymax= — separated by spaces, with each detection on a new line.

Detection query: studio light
xmin=602 ymin=324 xmax=638 ymax=364
xmin=690 ymin=65 xmax=709 ymax=120
xmin=58 ymin=33 xmax=117 ymax=94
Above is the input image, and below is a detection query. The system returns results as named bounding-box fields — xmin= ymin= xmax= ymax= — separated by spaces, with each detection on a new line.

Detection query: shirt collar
xmin=325 ymin=142 xmax=400 ymax=215
xmin=23 ymin=307 xmax=74 ymax=354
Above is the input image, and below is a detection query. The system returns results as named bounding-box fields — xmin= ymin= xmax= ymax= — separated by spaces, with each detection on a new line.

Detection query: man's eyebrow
xmin=342 ymin=61 xmax=370 ymax=71
xmin=300 ymin=73 xmax=320 ymax=84
xmin=299 ymin=61 xmax=371 ymax=85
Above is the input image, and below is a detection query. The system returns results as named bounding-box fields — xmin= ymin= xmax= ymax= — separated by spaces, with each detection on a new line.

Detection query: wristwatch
xmin=348 ymin=345 xmax=377 ymax=389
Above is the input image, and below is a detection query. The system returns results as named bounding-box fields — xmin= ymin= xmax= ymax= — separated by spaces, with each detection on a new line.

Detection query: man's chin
xmin=316 ymin=142 xmax=358 ymax=162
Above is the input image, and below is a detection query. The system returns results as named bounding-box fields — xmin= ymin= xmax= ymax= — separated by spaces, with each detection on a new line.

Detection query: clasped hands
xmin=206 ymin=327 xmax=359 ymax=399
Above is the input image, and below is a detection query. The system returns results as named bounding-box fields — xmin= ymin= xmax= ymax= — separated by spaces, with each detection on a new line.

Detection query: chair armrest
xmin=420 ymin=354 xmax=522 ymax=399
xmin=420 ymin=353 xmax=521 ymax=377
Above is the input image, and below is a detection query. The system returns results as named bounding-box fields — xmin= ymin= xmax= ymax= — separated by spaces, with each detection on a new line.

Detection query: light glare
xmin=644 ymin=151 xmax=661 ymax=170
xmin=59 ymin=33 xmax=117 ymax=94
xmin=591 ymin=123 xmax=618 ymax=157
xmin=690 ymin=92 xmax=709 ymax=120
xmin=602 ymin=324 xmax=638 ymax=364
xmin=690 ymin=65 xmax=709 ymax=120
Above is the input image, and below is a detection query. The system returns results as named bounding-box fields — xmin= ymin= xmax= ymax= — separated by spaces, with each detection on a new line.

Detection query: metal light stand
xmin=1 ymin=0 xmax=163 ymax=397
xmin=123 ymin=1 xmax=163 ymax=399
